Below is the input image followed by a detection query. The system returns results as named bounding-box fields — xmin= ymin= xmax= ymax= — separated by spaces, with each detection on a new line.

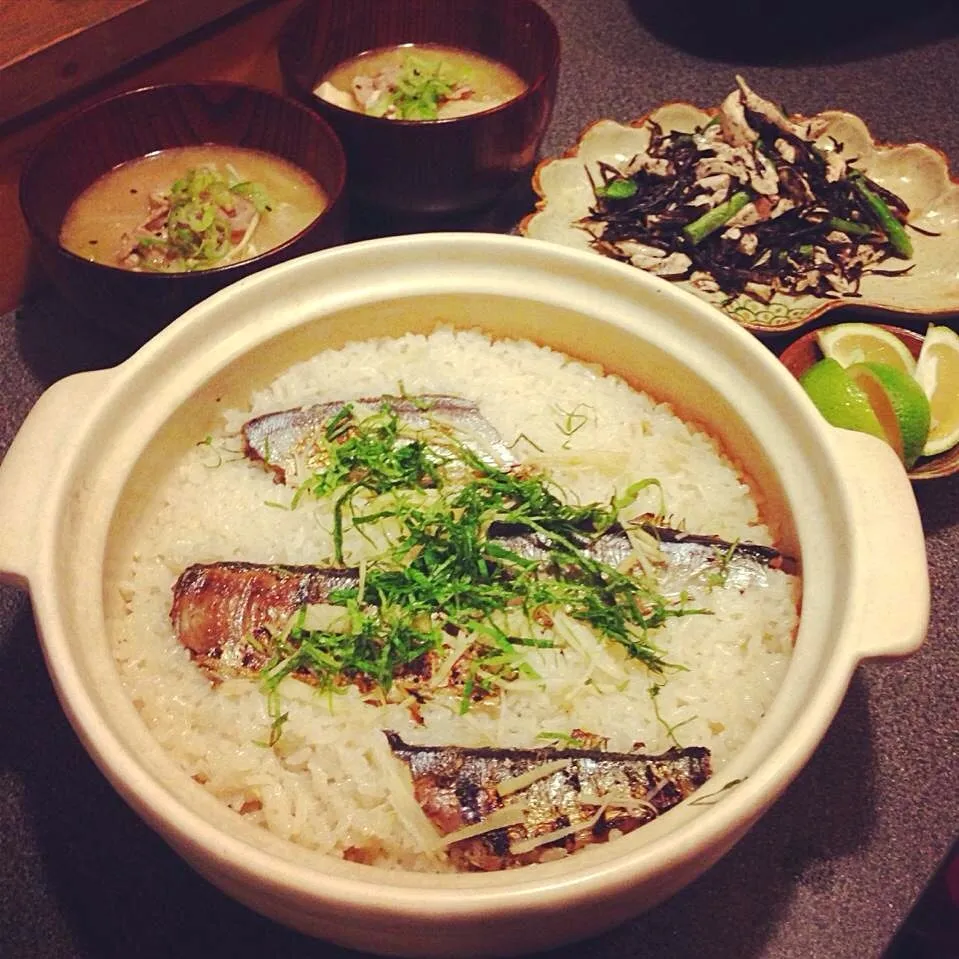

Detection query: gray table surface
xmin=1 ymin=1 xmax=957 ymax=956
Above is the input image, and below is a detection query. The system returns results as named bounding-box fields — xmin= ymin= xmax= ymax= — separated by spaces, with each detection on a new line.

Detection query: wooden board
xmin=0 ymin=0 xmax=265 ymax=126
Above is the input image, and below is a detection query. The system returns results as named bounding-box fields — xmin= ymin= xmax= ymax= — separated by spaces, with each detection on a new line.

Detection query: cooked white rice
xmin=111 ymin=329 xmax=798 ymax=871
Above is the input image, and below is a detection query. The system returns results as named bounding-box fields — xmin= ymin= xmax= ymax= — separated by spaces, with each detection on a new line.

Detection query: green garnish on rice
xmin=260 ymin=401 xmax=699 ymax=705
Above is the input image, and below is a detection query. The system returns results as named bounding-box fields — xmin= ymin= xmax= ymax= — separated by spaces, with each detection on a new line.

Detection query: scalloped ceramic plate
xmin=519 ymin=101 xmax=959 ymax=336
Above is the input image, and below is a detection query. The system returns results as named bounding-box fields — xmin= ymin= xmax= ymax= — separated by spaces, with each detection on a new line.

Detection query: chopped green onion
xmin=373 ymin=55 xmax=462 ymax=120
xmin=128 ymin=165 xmax=272 ymax=272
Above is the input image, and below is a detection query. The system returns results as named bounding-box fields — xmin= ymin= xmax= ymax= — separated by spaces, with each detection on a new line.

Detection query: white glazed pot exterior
xmin=0 ymin=234 xmax=929 ymax=957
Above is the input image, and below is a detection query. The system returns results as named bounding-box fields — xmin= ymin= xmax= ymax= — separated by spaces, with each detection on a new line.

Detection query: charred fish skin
xmin=242 ymin=393 xmax=517 ymax=484
xmin=169 ymin=522 xmax=795 ymax=682
xmin=385 ymin=732 xmax=711 ymax=871
xmin=171 ymin=562 xmax=359 ymax=677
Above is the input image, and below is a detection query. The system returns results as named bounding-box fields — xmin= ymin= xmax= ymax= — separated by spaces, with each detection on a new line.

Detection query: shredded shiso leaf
xmin=259 ymin=401 xmax=699 ymax=707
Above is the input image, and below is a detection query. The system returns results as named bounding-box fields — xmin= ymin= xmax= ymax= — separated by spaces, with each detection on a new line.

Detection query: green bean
xmin=682 ymin=192 xmax=751 ymax=245
xmin=851 ymin=176 xmax=913 ymax=258
xmin=828 ymin=216 xmax=872 ymax=237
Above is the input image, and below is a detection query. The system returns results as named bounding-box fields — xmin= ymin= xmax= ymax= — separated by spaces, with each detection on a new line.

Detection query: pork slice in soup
xmin=314 ymin=43 xmax=527 ymax=120
xmin=58 ymin=145 xmax=328 ymax=273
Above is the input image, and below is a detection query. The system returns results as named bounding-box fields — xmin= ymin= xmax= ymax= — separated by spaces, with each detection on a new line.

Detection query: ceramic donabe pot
xmin=0 ymin=235 xmax=928 ymax=958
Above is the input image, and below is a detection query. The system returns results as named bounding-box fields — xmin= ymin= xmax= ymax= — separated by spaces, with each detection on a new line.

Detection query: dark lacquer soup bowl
xmin=0 ymin=235 xmax=927 ymax=957
xmin=278 ymin=0 xmax=559 ymax=216
xmin=19 ymin=82 xmax=347 ymax=347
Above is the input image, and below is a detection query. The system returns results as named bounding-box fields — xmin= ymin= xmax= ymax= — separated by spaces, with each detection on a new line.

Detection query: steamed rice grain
xmin=111 ymin=329 xmax=798 ymax=872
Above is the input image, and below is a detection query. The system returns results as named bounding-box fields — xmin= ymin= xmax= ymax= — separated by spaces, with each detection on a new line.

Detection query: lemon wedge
xmin=815 ymin=322 xmax=917 ymax=376
xmin=914 ymin=324 xmax=959 ymax=457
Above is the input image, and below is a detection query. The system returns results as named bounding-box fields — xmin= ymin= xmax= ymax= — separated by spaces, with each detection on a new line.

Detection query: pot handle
xmin=0 ymin=370 xmax=113 ymax=589
xmin=828 ymin=428 xmax=929 ymax=659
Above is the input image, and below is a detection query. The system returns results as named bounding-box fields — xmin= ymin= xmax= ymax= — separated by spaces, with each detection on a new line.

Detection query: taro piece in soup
xmin=59 ymin=145 xmax=328 ymax=273
xmin=314 ymin=43 xmax=527 ymax=121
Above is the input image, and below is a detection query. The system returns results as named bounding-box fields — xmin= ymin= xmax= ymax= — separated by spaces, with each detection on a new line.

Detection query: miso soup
xmin=315 ymin=43 xmax=527 ymax=121
xmin=59 ymin=145 xmax=328 ymax=273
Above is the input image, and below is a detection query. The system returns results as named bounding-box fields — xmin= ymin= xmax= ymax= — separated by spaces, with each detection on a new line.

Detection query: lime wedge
xmin=846 ymin=362 xmax=931 ymax=468
xmin=799 ymin=358 xmax=887 ymax=440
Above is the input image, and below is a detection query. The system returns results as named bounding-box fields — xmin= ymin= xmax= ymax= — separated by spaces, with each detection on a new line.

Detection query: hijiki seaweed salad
xmin=116 ymin=331 xmax=800 ymax=872
xmin=582 ymin=77 xmax=928 ymax=303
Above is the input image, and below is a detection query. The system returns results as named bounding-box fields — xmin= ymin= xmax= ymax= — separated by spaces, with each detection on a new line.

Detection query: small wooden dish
xmin=780 ymin=323 xmax=959 ymax=481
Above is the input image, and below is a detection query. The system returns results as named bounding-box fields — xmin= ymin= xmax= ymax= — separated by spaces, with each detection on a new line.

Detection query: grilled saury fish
xmin=171 ymin=562 xmax=359 ymax=677
xmin=171 ymin=522 xmax=795 ymax=685
xmin=489 ymin=519 xmax=796 ymax=591
xmin=385 ymin=731 xmax=711 ymax=870
xmin=243 ymin=393 xmax=517 ymax=484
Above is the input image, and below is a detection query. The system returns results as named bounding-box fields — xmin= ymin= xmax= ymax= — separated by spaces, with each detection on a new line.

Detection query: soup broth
xmin=315 ymin=43 xmax=527 ymax=120
xmin=60 ymin=145 xmax=328 ymax=272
